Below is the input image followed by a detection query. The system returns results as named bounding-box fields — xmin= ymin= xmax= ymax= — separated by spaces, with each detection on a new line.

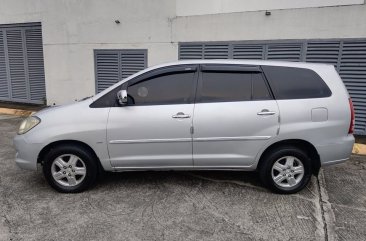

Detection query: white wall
xmin=0 ymin=0 xmax=366 ymax=105
xmin=177 ymin=0 xmax=365 ymax=16
xmin=0 ymin=0 xmax=178 ymax=105
xmin=173 ymin=3 xmax=366 ymax=42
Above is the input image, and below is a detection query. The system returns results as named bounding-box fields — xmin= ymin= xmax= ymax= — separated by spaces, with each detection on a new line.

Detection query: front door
xmin=107 ymin=65 xmax=198 ymax=169
xmin=193 ymin=64 xmax=280 ymax=168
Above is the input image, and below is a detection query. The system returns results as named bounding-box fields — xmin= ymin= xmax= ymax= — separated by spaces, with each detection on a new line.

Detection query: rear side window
xmin=262 ymin=66 xmax=331 ymax=99
xmin=199 ymin=71 xmax=272 ymax=102
xmin=200 ymin=72 xmax=252 ymax=102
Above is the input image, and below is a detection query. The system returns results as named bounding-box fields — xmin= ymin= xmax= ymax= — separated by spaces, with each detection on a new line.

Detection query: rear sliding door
xmin=192 ymin=64 xmax=280 ymax=168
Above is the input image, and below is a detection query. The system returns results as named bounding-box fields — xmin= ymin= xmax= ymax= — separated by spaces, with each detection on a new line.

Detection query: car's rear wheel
xmin=259 ymin=146 xmax=312 ymax=194
xmin=43 ymin=145 xmax=98 ymax=193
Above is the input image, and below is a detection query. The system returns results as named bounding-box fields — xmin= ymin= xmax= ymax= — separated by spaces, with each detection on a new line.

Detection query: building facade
xmin=0 ymin=0 xmax=366 ymax=133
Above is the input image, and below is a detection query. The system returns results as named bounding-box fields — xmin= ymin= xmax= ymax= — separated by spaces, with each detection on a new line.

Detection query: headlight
xmin=18 ymin=116 xmax=41 ymax=135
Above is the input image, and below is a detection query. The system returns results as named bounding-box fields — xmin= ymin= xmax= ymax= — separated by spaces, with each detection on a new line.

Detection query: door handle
xmin=257 ymin=109 xmax=276 ymax=116
xmin=172 ymin=112 xmax=191 ymax=119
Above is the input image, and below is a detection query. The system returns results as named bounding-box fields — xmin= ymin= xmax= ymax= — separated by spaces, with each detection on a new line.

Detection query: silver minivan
xmin=13 ymin=60 xmax=355 ymax=194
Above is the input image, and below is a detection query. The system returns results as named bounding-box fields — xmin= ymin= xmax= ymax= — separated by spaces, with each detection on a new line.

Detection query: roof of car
xmin=148 ymin=59 xmax=333 ymax=70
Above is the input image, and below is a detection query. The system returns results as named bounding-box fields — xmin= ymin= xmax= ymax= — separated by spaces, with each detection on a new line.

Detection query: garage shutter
xmin=179 ymin=39 xmax=366 ymax=135
xmin=95 ymin=49 xmax=147 ymax=93
xmin=0 ymin=23 xmax=46 ymax=104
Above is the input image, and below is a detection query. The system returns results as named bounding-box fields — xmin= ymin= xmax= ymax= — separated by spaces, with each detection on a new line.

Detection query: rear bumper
xmin=316 ymin=134 xmax=354 ymax=166
xmin=13 ymin=135 xmax=41 ymax=171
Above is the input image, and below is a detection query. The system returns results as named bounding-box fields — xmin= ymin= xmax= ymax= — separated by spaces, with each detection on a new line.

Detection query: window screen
xmin=262 ymin=66 xmax=331 ymax=99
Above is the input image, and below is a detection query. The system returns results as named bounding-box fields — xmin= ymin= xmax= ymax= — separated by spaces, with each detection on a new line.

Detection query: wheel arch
xmin=37 ymin=140 xmax=104 ymax=171
xmin=256 ymin=139 xmax=321 ymax=175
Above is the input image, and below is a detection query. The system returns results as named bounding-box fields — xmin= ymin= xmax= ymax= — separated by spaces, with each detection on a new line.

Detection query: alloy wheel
xmin=271 ymin=156 xmax=305 ymax=189
xmin=51 ymin=154 xmax=87 ymax=187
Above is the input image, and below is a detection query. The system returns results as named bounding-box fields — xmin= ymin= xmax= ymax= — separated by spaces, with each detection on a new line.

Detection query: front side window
xmin=127 ymin=69 xmax=196 ymax=105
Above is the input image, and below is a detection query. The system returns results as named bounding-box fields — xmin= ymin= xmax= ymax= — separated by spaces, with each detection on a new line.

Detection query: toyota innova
xmin=13 ymin=60 xmax=355 ymax=194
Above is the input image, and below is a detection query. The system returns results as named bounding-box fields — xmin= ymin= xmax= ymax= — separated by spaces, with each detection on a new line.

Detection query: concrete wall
xmin=0 ymin=0 xmax=177 ymax=105
xmin=173 ymin=3 xmax=366 ymax=42
xmin=0 ymin=0 xmax=366 ymax=104
xmin=177 ymin=0 xmax=365 ymax=16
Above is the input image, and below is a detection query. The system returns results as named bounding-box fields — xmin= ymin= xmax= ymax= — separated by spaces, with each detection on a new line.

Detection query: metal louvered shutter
xmin=0 ymin=30 xmax=8 ymax=99
xmin=339 ymin=41 xmax=366 ymax=134
xmin=95 ymin=49 xmax=147 ymax=93
xmin=266 ymin=43 xmax=303 ymax=62
xmin=306 ymin=42 xmax=341 ymax=67
xmin=0 ymin=23 xmax=45 ymax=104
xmin=25 ymin=28 xmax=46 ymax=102
xmin=203 ymin=44 xmax=229 ymax=59
xmin=120 ymin=50 xmax=147 ymax=79
xmin=95 ymin=52 xmax=119 ymax=93
xmin=179 ymin=44 xmax=230 ymax=60
xmin=179 ymin=44 xmax=203 ymax=60
xmin=233 ymin=44 xmax=265 ymax=60
xmin=7 ymin=29 xmax=27 ymax=100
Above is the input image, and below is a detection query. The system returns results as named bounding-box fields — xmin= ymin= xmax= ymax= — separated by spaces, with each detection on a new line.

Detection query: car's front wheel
xmin=259 ymin=146 xmax=312 ymax=194
xmin=42 ymin=145 xmax=98 ymax=193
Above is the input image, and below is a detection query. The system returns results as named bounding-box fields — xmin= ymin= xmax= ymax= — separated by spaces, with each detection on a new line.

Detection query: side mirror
xmin=117 ymin=90 xmax=128 ymax=105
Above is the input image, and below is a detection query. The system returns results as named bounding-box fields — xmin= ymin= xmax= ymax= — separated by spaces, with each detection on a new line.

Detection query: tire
xmin=259 ymin=146 xmax=312 ymax=194
xmin=42 ymin=144 xmax=98 ymax=193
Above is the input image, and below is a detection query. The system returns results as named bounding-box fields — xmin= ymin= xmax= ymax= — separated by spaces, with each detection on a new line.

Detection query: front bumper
xmin=13 ymin=134 xmax=42 ymax=171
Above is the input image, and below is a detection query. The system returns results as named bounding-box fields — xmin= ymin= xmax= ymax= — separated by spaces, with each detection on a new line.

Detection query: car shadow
xmin=96 ymin=170 xmax=266 ymax=191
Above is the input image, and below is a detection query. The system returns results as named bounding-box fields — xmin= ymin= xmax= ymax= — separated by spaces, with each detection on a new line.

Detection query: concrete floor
xmin=0 ymin=116 xmax=365 ymax=241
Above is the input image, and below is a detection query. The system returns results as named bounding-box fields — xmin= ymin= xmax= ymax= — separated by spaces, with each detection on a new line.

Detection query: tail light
xmin=349 ymin=98 xmax=355 ymax=134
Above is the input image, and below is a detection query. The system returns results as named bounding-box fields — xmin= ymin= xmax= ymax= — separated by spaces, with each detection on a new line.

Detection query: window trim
xmin=196 ymin=64 xmax=273 ymax=104
xmin=201 ymin=64 xmax=262 ymax=73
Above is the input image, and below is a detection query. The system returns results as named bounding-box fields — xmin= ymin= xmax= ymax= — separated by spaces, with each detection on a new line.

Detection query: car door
xmin=192 ymin=64 xmax=280 ymax=168
xmin=107 ymin=65 xmax=198 ymax=169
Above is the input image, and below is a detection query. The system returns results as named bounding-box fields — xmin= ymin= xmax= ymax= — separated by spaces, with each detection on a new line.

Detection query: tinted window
xmin=200 ymin=72 xmax=252 ymax=102
xmin=128 ymin=72 xmax=195 ymax=105
xmin=252 ymin=73 xmax=272 ymax=100
xmin=262 ymin=66 xmax=331 ymax=99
